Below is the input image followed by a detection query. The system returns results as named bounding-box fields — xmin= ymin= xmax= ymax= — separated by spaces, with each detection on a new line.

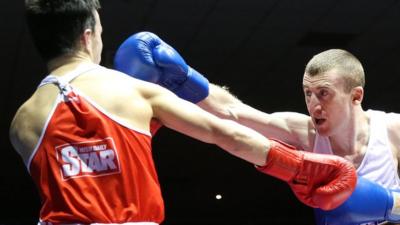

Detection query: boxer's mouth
xmin=314 ymin=118 xmax=326 ymax=125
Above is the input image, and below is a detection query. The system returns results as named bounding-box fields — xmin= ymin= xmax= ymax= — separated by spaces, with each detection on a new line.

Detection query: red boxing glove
xmin=257 ymin=139 xmax=357 ymax=210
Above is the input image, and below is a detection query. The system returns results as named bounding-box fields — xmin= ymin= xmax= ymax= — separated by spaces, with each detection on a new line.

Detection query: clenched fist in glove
xmin=114 ymin=32 xmax=209 ymax=103
xmin=258 ymin=139 xmax=357 ymax=210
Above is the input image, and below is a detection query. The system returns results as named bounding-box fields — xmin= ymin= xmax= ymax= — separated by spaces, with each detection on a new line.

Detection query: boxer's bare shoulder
xmin=9 ymin=87 xmax=57 ymax=163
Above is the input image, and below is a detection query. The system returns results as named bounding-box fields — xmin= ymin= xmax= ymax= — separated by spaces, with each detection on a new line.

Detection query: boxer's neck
xmin=329 ymin=108 xmax=370 ymax=158
xmin=47 ymin=51 xmax=94 ymax=74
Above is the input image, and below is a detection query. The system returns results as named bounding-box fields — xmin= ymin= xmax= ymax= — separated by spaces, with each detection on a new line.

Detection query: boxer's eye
xmin=319 ymin=89 xmax=328 ymax=97
xmin=304 ymin=90 xmax=312 ymax=97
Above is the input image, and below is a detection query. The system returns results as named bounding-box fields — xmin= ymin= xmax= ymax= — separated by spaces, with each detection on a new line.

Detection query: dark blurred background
xmin=2 ymin=0 xmax=400 ymax=224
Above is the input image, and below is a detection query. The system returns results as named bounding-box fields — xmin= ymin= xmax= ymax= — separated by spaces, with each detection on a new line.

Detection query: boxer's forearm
xmin=197 ymin=84 xmax=274 ymax=131
xmin=198 ymin=84 xmax=294 ymax=142
xmin=197 ymin=84 xmax=243 ymax=119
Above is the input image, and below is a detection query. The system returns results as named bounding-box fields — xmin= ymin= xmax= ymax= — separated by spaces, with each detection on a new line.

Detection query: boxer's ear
xmin=351 ymin=86 xmax=363 ymax=105
xmin=80 ymin=28 xmax=93 ymax=53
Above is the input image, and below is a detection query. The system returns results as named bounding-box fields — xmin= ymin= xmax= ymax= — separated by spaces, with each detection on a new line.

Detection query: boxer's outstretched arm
xmin=198 ymin=84 xmax=312 ymax=148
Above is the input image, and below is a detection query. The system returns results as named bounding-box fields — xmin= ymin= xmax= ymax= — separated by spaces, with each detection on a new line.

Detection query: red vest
xmin=29 ymin=68 xmax=164 ymax=224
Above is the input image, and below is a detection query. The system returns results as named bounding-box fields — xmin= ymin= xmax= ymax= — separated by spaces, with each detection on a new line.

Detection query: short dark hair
xmin=25 ymin=0 xmax=101 ymax=62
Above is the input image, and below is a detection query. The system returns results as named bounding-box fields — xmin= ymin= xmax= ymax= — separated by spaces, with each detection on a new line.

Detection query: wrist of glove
xmin=165 ymin=67 xmax=209 ymax=103
xmin=315 ymin=177 xmax=400 ymax=225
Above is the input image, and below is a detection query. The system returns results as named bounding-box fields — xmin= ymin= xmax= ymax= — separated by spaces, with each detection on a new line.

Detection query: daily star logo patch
xmin=56 ymin=138 xmax=121 ymax=180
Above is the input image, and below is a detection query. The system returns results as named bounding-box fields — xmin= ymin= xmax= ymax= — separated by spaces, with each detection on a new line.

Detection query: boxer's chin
xmin=313 ymin=119 xmax=330 ymax=136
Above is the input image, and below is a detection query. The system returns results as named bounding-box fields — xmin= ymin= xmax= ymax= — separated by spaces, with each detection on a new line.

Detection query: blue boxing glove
xmin=114 ymin=31 xmax=209 ymax=103
xmin=314 ymin=177 xmax=400 ymax=225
